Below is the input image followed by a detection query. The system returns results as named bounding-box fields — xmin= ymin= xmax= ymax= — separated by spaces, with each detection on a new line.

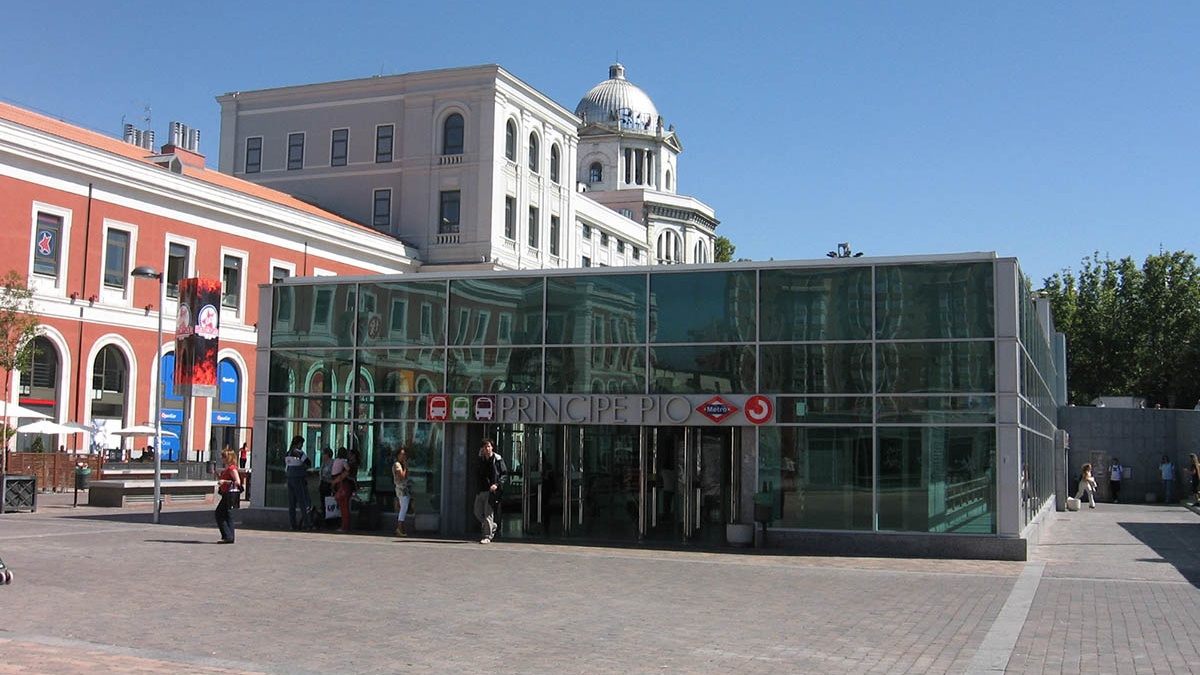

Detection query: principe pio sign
xmin=445 ymin=394 xmax=776 ymax=426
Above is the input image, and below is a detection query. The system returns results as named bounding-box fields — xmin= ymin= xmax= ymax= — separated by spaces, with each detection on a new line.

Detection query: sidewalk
xmin=0 ymin=493 xmax=1197 ymax=674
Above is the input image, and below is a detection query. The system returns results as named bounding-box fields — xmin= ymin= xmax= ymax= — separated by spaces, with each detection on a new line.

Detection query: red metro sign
xmin=696 ymin=396 xmax=739 ymax=424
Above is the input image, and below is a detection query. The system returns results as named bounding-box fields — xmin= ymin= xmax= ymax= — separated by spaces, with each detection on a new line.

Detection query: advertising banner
xmin=173 ymin=277 xmax=221 ymax=398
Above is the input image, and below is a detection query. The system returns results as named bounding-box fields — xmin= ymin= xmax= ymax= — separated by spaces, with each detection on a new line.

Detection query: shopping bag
xmin=1065 ymin=496 xmax=1080 ymax=511
xmin=324 ymin=496 xmax=341 ymax=519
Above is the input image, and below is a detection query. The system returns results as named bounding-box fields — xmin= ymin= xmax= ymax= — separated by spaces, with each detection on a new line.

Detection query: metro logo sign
xmin=696 ymin=396 xmax=738 ymax=424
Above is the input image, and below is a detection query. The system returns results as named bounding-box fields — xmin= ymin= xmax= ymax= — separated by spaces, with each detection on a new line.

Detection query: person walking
xmin=1076 ymin=463 xmax=1097 ymax=509
xmin=393 ymin=446 xmax=411 ymax=537
xmin=473 ymin=439 xmax=506 ymax=544
xmin=331 ymin=448 xmax=356 ymax=533
xmin=1160 ymin=455 xmax=1176 ymax=504
xmin=316 ymin=447 xmax=335 ymax=528
xmin=214 ymin=448 xmax=242 ymax=543
xmin=284 ymin=435 xmax=313 ymax=530
xmin=1189 ymin=453 xmax=1200 ymax=507
xmin=1108 ymin=457 xmax=1124 ymax=503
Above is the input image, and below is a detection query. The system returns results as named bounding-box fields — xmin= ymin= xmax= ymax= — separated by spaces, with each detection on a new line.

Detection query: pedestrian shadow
xmin=144 ymin=539 xmax=216 ymax=545
xmin=1120 ymin=522 xmax=1200 ymax=587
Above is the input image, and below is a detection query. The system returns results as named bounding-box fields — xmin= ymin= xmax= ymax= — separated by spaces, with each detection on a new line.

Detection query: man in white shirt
xmin=1109 ymin=458 xmax=1124 ymax=503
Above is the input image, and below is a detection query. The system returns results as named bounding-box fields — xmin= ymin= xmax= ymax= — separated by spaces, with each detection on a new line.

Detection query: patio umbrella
xmin=15 ymin=420 xmax=91 ymax=435
xmin=112 ymin=424 xmax=178 ymax=438
xmin=0 ymin=403 xmax=51 ymax=420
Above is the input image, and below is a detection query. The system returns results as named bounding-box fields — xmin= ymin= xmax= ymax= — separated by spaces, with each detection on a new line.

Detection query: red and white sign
xmin=697 ymin=396 xmax=739 ymax=424
xmin=745 ymin=395 xmax=774 ymax=425
xmin=427 ymin=394 xmax=449 ymax=421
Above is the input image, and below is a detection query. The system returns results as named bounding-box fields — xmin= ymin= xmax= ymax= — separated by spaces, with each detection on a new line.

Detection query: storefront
xmin=251 ymin=254 xmax=1064 ymax=558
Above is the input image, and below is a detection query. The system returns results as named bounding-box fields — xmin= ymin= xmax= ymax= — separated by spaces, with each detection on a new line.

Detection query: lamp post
xmin=131 ymin=265 xmax=165 ymax=524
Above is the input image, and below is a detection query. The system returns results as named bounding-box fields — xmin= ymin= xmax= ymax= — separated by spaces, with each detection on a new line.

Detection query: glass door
xmin=643 ymin=427 xmax=684 ymax=542
xmin=563 ymin=425 xmax=641 ymax=540
xmin=682 ymin=427 xmax=736 ymax=544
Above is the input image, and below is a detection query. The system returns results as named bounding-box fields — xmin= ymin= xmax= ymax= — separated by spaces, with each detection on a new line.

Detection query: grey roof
xmin=574 ymin=64 xmax=660 ymax=134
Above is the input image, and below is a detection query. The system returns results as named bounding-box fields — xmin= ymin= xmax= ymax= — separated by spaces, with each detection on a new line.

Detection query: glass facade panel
xmin=875 ymin=262 xmax=995 ymax=339
xmin=760 ymin=267 xmax=872 ymax=341
xmin=353 ymin=281 xmax=447 ymax=347
xmin=649 ymin=345 xmax=754 ymax=394
xmin=775 ymin=397 xmax=874 ymax=423
xmin=545 ymin=274 xmax=646 ymax=345
xmin=876 ymin=341 xmax=994 ymax=393
xmin=758 ymin=426 xmax=874 ymax=531
xmin=544 ymin=347 xmax=645 ymax=393
xmin=759 ymin=344 xmax=872 ymax=394
xmin=448 ymin=277 xmax=544 ymax=345
xmin=355 ymin=348 xmax=445 ymax=396
xmin=447 ymin=348 xmax=542 ymax=393
xmin=650 ymin=270 xmax=756 ymax=343
xmin=877 ymin=395 xmax=996 ymax=423
xmin=876 ymin=426 xmax=995 ymax=534
xmin=271 ymin=284 xmax=352 ymax=347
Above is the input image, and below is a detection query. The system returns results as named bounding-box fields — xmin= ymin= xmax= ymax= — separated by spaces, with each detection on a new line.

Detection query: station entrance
xmin=478 ymin=424 xmax=740 ymax=545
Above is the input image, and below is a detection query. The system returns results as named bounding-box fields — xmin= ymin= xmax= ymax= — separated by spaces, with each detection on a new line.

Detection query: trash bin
xmin=753 ymin=491 xmax=775 ymax=525
xmin=74 ymin=466 xmax=92 ymax=490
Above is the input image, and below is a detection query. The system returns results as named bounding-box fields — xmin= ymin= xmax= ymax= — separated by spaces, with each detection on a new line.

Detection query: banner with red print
xmin=174 ymin=277 xmax=221 ymax=398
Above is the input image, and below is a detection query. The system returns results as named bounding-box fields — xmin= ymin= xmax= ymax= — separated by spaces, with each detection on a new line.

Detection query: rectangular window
xmin=504 ymin=196 xmax=515 ymax=240
xmin=420 ymin=303 xmax=433 ymax=341
xmin=373 ymin=189 xmax=391 ymax=229
xmin=600 ymin=232 xmax=609 ymax=247
xmin=616 ymin=240 xmax=625 ymax=254
xmin=166 ymin=243 xmax=189 ymax=299
xmin=439 ymin=190 xmax=461 ymax=233
xmin=103 ymin=229 xmax=130 ymax=289
xmin=454 ymin=308 xmax=470 ymax=344
xmin=331 ymin=128 xmax=348 ymax=167
xmin=632 ymin=247 xmax=640 ymax=260
xmin=313 ymin=289 xmax=332 ymax=327
xmin=272 ymin=266 xmax=290 ymax=283
xmin=549 ymin=215 xmax=560 ymax=256
xmin=389 ymin=298 xmax=408 ymax=333
xmin=287 ymin=132 xmax=304 ymax=170
xmin=528 ymin=206 xmax=539 ymax=249
xmin=32 ymin=212 xmax=63 ymax=278
xmin=222 ymin=255 xmax=242 ymax=309
xmin=376 ymin=124 xmax=394 ymax=163
xmin=244 ymin=137 xmax=262 ymax=174
xmin=582 ymin=256 xmax=591 ymax=267
xmin=582 ymin=224 xmax=591 ymax=239
xmin=473 ymin=310 xmax=490 ymax=345
xmin=498 ymin=314 xmax=512 ymax=343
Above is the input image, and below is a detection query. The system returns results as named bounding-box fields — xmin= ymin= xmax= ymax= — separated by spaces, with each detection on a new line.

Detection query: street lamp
xmin=131 ymin=265 xmax=165 ymax=524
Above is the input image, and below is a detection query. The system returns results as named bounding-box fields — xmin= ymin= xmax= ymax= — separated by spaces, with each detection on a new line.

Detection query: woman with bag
xmin=1075 ymin=462 xmax=1097 ymax=509
xmin=331 ymin=448 xmax=355 ymax=533
xmin=393 ymin=446 xmax=411 ymax=537
xmin=214 ymin=448 xmax=242 ymax=543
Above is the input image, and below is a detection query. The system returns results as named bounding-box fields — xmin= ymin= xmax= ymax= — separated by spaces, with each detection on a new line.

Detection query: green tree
xmin=0 ymin=270 xmax=40 ymax=474
xmin=714 ymin=236 xmax=736 ymax=263
xmin=1043 ymin=250 xmax=1200 ymax=407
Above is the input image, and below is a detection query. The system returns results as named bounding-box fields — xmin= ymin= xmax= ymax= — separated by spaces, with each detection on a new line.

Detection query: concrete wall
xmin=1058 ymin=406 xmax=1200 ymax=504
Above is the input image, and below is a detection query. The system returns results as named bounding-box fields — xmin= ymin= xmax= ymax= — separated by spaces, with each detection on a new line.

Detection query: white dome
xmin=575 ymin=64 xmax=659 ymax=134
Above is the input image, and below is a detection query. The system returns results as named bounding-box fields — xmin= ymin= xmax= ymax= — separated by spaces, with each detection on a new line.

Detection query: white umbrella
xmin=0 ymin=403 xmax=51 ymax=420
xmin=112 ymin=424 xmax=178 ymax=438
xmin=15 ymin=420 xmax=91 ymax=435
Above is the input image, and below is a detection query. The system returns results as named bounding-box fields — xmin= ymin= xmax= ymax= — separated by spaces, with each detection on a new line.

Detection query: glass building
xmin=252 ymin=253 xmax=1063 ymax=559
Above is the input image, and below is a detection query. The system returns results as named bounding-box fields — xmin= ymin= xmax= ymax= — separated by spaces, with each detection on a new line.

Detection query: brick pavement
xmin=0 ymin=494 xmax=1197 ymax=674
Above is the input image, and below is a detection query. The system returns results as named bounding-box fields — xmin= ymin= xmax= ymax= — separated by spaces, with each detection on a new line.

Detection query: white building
xmin=216 ymin=64 xmax=718 ymax=271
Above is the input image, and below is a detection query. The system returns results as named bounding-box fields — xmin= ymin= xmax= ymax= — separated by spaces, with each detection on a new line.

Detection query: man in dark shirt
xmin=285 ymin=435 xmax=313 ymax=530
xmin=473 ymin=439 xmax=506 ymax=544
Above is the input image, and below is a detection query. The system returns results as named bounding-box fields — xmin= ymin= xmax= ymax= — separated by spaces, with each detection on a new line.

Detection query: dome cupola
xmin=575 ymin=63 xmax=660 ymax=134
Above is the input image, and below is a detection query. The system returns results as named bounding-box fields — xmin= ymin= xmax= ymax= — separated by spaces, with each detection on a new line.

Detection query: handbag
xmin=324 ymin=495 xmax=341 ymax=519
xmin=224 ymin=488 xmax=241 ymax=510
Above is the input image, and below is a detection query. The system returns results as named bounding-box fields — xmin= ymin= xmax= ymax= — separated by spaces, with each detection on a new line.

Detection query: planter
xmin=726 ymin=522 xmax=754 ymax=547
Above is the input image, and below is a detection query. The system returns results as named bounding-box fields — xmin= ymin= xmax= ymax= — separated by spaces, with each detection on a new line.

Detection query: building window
xmin=222 ymin=255 xmax=242 ymax=309
xmin=505 ymin=120 xmax=517 ymax=161
xmin=589 ymin=162 xmax=602 ymax=183
xmin=420 ymin=303 xmax=433 ymax=341
xmin=582 ymin=256 xmax=591 ymax=267
xmin=166 ymin=243 xmax=189 ymax=299
xmin=272 ymin=266 xmax=290 ymax=283
xmin=665 ymin=169 xmax=673 ymax=191
xmin=616 ymin=240 xmax=625 ymax=254
xmin=694 ymin=241 xmax=709 ymax=263
xmin=550 ymin=145 xmax=560 ymax=183
xmin=92 ymin=345 xmax=126 ymax=395
xmin=331 ymin=128 xmax=348 ymax=166
xmin=439 ymin=190 xmax=460 ymax=233
xmin=376 ymin=125 xmax=394 ymax=163
xmin=582 ymin=224 xmax=591 ymax=239
xmin=244 ymin=137 xmax=262 ymax=174
xmin=504 ymin=196 xmax=515 ymax=240
xmin=528 ymin=206 xmax=539 ymax=249
xmin=103 ymin=229 xmax=130 ymax=289
xmin=528 ymin=134 xmax=539 ymax=173
xmin=549 ymin=215 xmax=560 ymax=257
xmin=443 ymin=113 xmax=464 ymax=155
xmin=632 ymin=247 xmax=640 ymax=260
xmin=373 ymin=189 xmax=391 ymax=229
xmin=656 ymin=231 xmax=682 ymax=263
xmin=287 ymin=132 xmax=304 ymax=170
xmin=600 ymin=233 xmax=609 ymax=247
xmin=32 ymin=212 xmax=63 ymax=279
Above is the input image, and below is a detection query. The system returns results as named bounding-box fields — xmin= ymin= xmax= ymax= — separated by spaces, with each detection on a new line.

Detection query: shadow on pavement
xmin=1120 ymin=521 xmax=1200 ymax=587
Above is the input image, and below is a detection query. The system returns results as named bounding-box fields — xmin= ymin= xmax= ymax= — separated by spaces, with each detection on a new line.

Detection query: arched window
xmin=693 ymin=241 xmax=708 ymax=263
xmin=656 ymin=231 xmax=682 ymax=263
xmin=589 ymin=162 xmax=603 ymax=183
xmin=19 ymin=336 xmax=58 ymax=395
xmin=442 ymin=113 xmax=464 ymax=155
xmin=528 ymin=134 xmax=539 ymax=173
xmin=505 ymin=120 xmax=517 ymax=161
xmin=550 ymin=144 xmax=560 ymax=183
xmin=665 ymin=169 xmax=673 ymax=192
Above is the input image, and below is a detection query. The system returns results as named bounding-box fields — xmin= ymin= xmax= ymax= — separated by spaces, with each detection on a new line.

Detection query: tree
xmin=714 ymin=236 xmax=736 ymax=263
xmin=0 ymin=270 xmax=40 ymax=474
xmin=1042 ymin=250 xmax=1200 ymax=407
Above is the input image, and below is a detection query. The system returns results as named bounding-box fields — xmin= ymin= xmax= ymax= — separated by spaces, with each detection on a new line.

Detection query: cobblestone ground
xmin=1 ymin=494 xmax=1198 ymax=674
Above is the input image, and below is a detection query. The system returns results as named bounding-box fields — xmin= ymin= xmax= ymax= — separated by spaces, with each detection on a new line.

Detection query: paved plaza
xmin=1 ymin=494 xmax=1199 ymax=674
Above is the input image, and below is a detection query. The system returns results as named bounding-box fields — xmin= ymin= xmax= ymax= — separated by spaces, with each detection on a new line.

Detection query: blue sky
xmin=3 ymin=1 xmax=1197 ymax=284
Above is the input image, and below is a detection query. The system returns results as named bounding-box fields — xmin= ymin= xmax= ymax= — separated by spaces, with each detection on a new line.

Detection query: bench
xmin=100 ymin=469 xmax=180 ymax=480
xmin=87 ymin=479 xmax=218 ymax=508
